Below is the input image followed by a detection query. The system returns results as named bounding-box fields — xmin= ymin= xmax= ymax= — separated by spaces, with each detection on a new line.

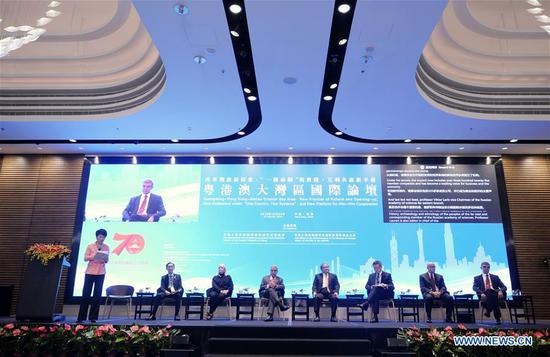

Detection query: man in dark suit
xmin=312 ymin=263 xmax=340 ymax=322
xmin=206 ymin=264 xmax=234 ymax=320
xmin=259 ymin=265 xmax=289 ymax=321
xmin=148 ymin=262 xmax=183 ymax=320
xmin=419 ymin=262 xmax=454 ymax=323
xmin=473 ymin=261 xmax=507 ymax=324
xmin=122 ymin=179 xmax=166 ymax=222
xmin=360 ymin=260 xmax=394 ymax=322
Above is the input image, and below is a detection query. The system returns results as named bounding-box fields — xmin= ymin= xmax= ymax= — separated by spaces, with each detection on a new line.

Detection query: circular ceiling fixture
xmin=193 ymin=55 xmax=207 ymax=64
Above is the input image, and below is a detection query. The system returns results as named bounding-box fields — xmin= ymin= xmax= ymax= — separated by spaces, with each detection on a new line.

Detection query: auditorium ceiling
xmin=0 ymin=0 xmax=549 ymax=155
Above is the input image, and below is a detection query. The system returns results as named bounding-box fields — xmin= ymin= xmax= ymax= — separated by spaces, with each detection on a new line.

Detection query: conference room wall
xmin=0 ymin=155 xmax=84 ymax=315
xmin=501 ymin=155 xmax=550 ymax=320
xmin=0 ymin=154 xmax=548 ymax=320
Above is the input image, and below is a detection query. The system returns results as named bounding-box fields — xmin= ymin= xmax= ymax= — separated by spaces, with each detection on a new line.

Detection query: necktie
xmin=377 ymin=273 xmax=381 ymax=285
xmin=430 ymin=273 xmax=436 ymax=291
xmin=169 ymin=274 xmax=174 ymax=289
xmin=137 ymin=194 xmax=148 ymax=215
xmin=484 ymin=274 xmax=491 ymax=290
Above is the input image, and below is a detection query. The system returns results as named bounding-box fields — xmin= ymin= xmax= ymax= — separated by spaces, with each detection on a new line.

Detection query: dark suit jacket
xmin=473 ymin=273 xmax=507 ymax=295
xmin=419 ymin=272 xmax=448 ymax=295
xmin=366 ymin=271 xmax=395 ymax=295
xmin=122 ymin=193 xmax=166 ymax=222
xmin=259 ymin=275 xmax=285 ymax=297
xmin=157 ymin=273 xmax=183 ymax=295
xmin=312 ymin=273 xmax=340 ymax=294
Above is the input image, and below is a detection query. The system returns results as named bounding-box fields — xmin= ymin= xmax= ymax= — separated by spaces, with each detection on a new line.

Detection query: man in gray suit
xmin=259 ymin=265 xmax=289 ymax=321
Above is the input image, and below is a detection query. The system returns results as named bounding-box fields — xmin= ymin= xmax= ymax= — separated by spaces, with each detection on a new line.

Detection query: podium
xmin=16 ymin=257 xmax=71 ymax=322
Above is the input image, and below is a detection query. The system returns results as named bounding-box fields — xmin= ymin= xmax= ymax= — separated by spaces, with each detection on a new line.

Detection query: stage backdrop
xmin=72 ymin=163 xmax=512 ymax=296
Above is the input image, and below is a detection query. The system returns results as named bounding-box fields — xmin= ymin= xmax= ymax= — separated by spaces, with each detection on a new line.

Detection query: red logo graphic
xmin=113 ymin=233 xmax=145 ymax=255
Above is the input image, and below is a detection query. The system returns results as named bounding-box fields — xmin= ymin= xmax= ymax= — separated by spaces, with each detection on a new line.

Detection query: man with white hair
xmin=419 ymin=262 xmax=454 ymax=323
xmin=205 ymin=264 xmax=234 ymax=320
xmin=259 ymin=265 xmax=289 ymax=321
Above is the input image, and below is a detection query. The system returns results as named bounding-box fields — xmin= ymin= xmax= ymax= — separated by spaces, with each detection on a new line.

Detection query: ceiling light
xmin=527 ymin=7 xmax=544 ymax=14
xmin=338 ymin=4 xmax=351 ymax=14
xmin=327 ymin=156 xmax=333 ymax=165
xmin=193 ymin=55 xmax=207 ymax=64
xmin=238 ymin=131 xmax=245 ymax=135
xmin=330 ymin=83 xmax=338 ymax=89
xmin=338 ymin=38 xmax=348 ymax=45
xmin=502 ymin=147 xmax=508 ymax=150
xmin=404 ymin=139 xmax=412 ymax=143
xmin=329 ymin=147 xmax=335 ymax=150
xmin=406 ymin=156 xmax=412 ymax=165
xmin=171 ymin=139 xmax=179 ymax=143
xmin=245 ymin=146 xmax=251 ymax=150
xmin=209 ymin=156 xmax=215 ymax=165
xmin=37 ymin=146 xmax=43 ymax=150
xmin=49 ymin=1 xmax=61 ymax=7
xmin=36 ymin=17 xmax=52 ymax=26
xmin=323 ymin=95 xmax=333 ymax=101
xmin=510 ymin=139 xmax=518 ymax=143
xmin=243 ymin=87 xmax=251 ymax=93
xmin=170 ymin=156 xmax=176 ymax=165
xmin=94 ymin=156 xmax=99 ymax=164
xmin=288 ymin=156 xmax=294 ymax=165
xmin=536 ymin=15 xmax=550 ymax=23
xmin=373 ymin=147 xmax=379 ymax=150
xmin=416 ymin=147 xmax=421 ymax=150
xmin=132 ymin=156 xmax=137 ymax=164
xmin=45 ymin=10 xmax=61 ymax=17
xmin=229 ymin=4 xmax=242 ymax=14
xmin=527 ymin=0 xmax=542 ymax=6
xmin=248 ymin=156 xmax=254 ymax=165
xmin=69 ymin=139 xmax=77 ymax=143
xmin=78 ymin=147 xmax=83 ymax=150
xmin=288 ymin=146 xmax=293 ymax=150
xmin=174 ymin=4 xmax=189 ymax=15
xmin=541 ymin=25 xmax=550 ymax=34
xmin=446 ymin=156 xmax=452 ymax=165
xmin=230 ymin=30 xmax=240 ymax=37
xmin=486 ymin=156 xmax=492 ymax=165
xmin=335 ymin=131 xmax=343 ymax=136
xmin=546 ymin=147 xmax=550 ymax=150
xmin=247 ymin=95 xmax=257 ymax=101
xmin=367 ymin=156 xmax=372 ymax=165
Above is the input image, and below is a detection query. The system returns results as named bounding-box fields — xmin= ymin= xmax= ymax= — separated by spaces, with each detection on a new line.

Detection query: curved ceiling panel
xmin=0 ymin=0 xmax=166 ymax=120
xmin=416 ymin=0 xmax=550 ymax=120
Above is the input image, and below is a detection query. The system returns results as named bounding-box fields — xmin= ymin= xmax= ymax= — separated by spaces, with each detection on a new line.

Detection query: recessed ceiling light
xmin=193 ymin=55 xmax=207 ymax=64
xmin=323 ymin=95 xmax=333 ymax=101
xmin=406 ymin=156 xmax=412 ymax=165
xmin=329 ymin=83 xmax=338 ymax=89
xmin=446 ymin=156 xmax=452 ymax=165
xmin=404 ymin=139 xmax=412 ymax=143
xmin=541 ymin=25 xmax=550 ymax=34
xmin=247 ymin=95 xmax=257 ymax=101
xmin=536 ymin=15 xmax=550 ymax=23
xmin=78 ymin=147 xmax=84 ymax=150
xmin=69 ymin=139 xmax=77 ymax=143
xmin=527 ymin=7 xmax=544 ymax=14
xmin=243 ymin=87 xmax=251 ymax=94
xmin=338 ymin=4 xmax=351 ymax=14
xmin=327 ymin=156 xmax=333 ymax=165
xmin=238 ymin=131 xmax=245 ymax=136
xmin=338 ymin=38 xmax=347 ymax=45
xmin=527 ymin=0 xmax=542 ymax=6
xmin=416 ymin=147 xmax=421 ymax=150
xmin=245 ymin=146 xmax=251 ymax=150
xmin=510 ymin=139 xmax=518 ymax=143
xmin=171 ymin=139 xmax=179 ymax=143
xmin=288 ymin=156 xmax=294 ymax=165
xmin=288 ymin=146 xmax=293 ymax=150
xmin=37 ymin=146 xmax=43 ymax=150
xmin=335 ymin=131 xmax=343 ymax=136
xmin=248 ymin=156 xmax=254 ymax=165
xmin=132 ymin=156 xmax=137 ymax=164
xmin=367 ymin=156 xmax=372 ymax=165
xmin=329 ymin=147 xmax=335 ymax=150
xmin=373 ymin=147 xmax=379 ymax=150
xmin=229 ymin=4 xmax=242 ymax=14
xmin=209 ymin=156 xmax=215 ymax=165
xmin=170 ymin=156 xmax=176 ymax=165
xmin=230 ymin=30 xmax=239 ymax=37
xmin=174 ymin=4 xmax=189 ymax=15
xmin=459 ymin=147 xmax=465 ymax=150
xmin=94 ymin=156 xmax=99 ymax=164
xmin=546 ymin=147 xmax=550 ymax=150
xmin=502 ymin=147 xmax=508 ymax=150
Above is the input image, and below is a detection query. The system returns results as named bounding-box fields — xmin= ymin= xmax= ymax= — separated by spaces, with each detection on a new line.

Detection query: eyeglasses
xmin=481 ymin=265 xmax=490 ymax=268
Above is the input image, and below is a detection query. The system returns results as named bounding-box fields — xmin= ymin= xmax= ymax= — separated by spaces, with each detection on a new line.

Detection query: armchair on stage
xmin=16 ymin=256 xmax=71 ymax=322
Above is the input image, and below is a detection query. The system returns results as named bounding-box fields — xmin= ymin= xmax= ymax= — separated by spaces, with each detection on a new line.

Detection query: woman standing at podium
xmin=77 ymin=228 xmax=109 ymax=323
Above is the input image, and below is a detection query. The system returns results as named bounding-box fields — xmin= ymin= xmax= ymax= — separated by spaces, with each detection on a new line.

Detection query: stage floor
xmin=2 ymin=316 xmax=549 ymax=330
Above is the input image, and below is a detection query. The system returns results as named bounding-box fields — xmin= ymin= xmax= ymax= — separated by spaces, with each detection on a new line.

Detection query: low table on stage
xmin=236 ymin=293 xmax=255 ymax=320
xmin=134 ymin=292 xmax=154 ymax=320
xmin=345 ymin=294 xmax=365 ymax=322
xmin=291 ymin=294 xmax=310 ymax=321
xmin=185 ymin=292 xmax=205 ymax=320
xmin=397 ymin=294 xmax=420 ymax=322
xmin=454 ymin=294 xmax=476 ymax=323
xmin=508 ymin=295 xmax=536 ymax=324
